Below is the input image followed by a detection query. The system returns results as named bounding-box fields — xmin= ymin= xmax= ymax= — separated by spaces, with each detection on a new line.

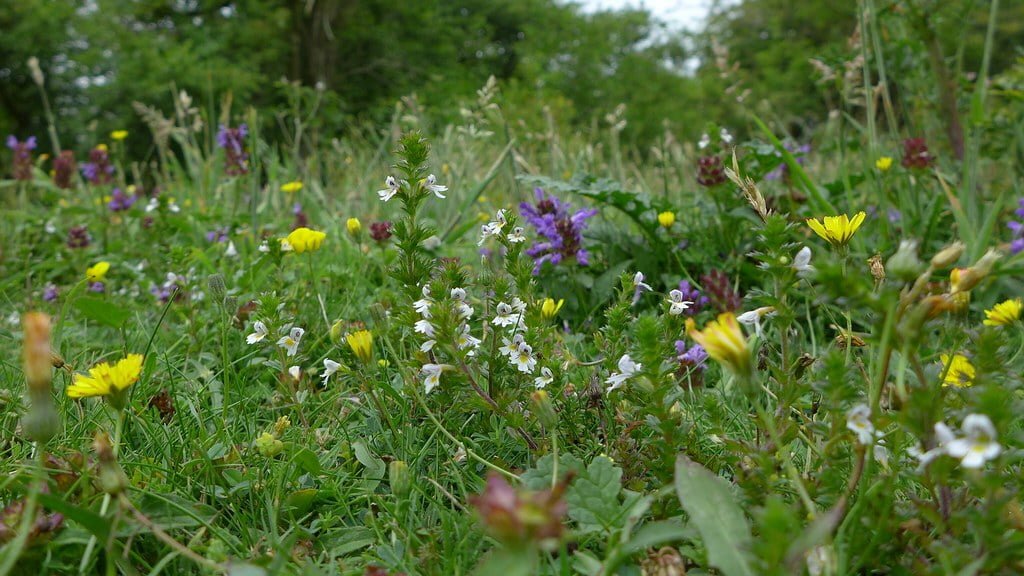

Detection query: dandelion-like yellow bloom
xmin=657 ymin=211 xmax=676 ymax=228
xmin=86 ymin=261 xmax=110 ymax=282
xmin=346 ymin=330 xmax=373 ymax=364
xmin=806 ymin=212 xmax=866 ymax=247
xmin=281 ymin=227 xmax=326 ymax=254
xmin=347 ymin=217 xmax=362 ymax=236
xmin=541 ymin=298 xmax=564 ymax=320
xmin=875 ymin=157 xmax=893 ymax=171
xmin=67 ymin=354 xmax=144 ymax=400
xmin=110 ymin=130 xmax=128 ymax=141
xmin=281 ymin=181 xmax=303 ymax=194
xmin=95 ymin=144 xmax=108 ymax=152
xmin=940 ymin=353 xmax=975 ymax=388
xmin=983 ymin=298 xmax=1022 ymax=327
xmin=686 ymin=312 xmax=750 ymax=376
xmin=948 ymin=268 xmax=971 ymax=311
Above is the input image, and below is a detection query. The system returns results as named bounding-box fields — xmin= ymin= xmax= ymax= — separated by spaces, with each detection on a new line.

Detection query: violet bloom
xmin=107 ymin=187 xmax=136 ymax=212
xmin=292 ymin=201 xmax=308 ymax=230
xmin=1009 ymin=198 xmax=1024 ymax=255
xmin=217 ymin=124 xmax=249 ymax=175
xmin=765 ymin=141 xmax=810 ymax=183
xmin=677 ymin=280 xmax=709 ymax=315
xmin=81 ymin=145 xmax=114 ymax=185
xmin=206 ymin=227 xmax=230 ymax=243
xmin=53 ymin=151 xmax=76 ymax=189
xmin=43 ymin=284 xmax=59 ymax=302
xmin=150 ymin=273 xmax=184 ymax=303
xmin=675 ymin=340 xmax=708 ymax=370
xmin=7 ymin=135 xmax=36 ymax=181
xmin=66 ymin=226 xmax=91 ymax=249
xmin=519 ymin=188 xmax=598 ymax=275
xmin=88 ymin=282 xmax=105 ymax=293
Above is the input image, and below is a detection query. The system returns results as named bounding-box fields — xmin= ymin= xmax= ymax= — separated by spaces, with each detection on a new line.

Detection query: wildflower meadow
xmin=3 ymin=1 xmax=1024 ymax=574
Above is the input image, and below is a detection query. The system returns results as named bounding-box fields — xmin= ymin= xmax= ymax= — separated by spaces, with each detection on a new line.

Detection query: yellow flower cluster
xmin=281 ymin=227 xmax=326 ymax=254
xmin=67 ymin=354 xmax=144 ymax=399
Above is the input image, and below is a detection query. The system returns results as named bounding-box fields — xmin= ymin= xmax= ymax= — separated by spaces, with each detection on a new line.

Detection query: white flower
xmin=845 ymin=404 xmax=879 ymax=446
xmin=456 ymin=325 xmax=481 ymax=354
xmin=168 ymin=200 xmax=180 ymax=213
xmin=873 ymin=441 xmax=890 ymax=469
xmin=806 ymin=545 xmax=834 ymax=576
xmin=633 ymin=272 xmax=652 ymax=293
xmin=945 ymin=414 xmax=1001 ymax=469
xmin=511 ymin=297 xmax=527 ymax=314
xmin=280 ymin=239 xmax=294 ymax=252
xmin=736 ymin=306 xmax=775 ymax=338
xmin=499 ymin=333 xmax=526 ymax=358
xmin=288 ymin=365 xmax=302 ymax=381
xmin=507 ymin=226 xmax=526 ymax=243
xmin=605 ymin=354 xmax=642 ymax=392
xmin=666 ymin=290 xmax=693 ymax=315
xmin=512 ymin=341 xmax=537 ymax=373
xmin=698 ymin=133 xmax=710 ymax=150
xmin=450 ymin=287 xmax=467 ymax=301
xmin=420 ymin=339 xmax=436 ymax=353
xmin=909 ymin=422 xmax=956 ymax=468
xmin=277 ymin=327 xmax=305 ymax=357
xmin=421 ymin=363 xmax=446 ymax=394
xmin=145 ymin=198 xmax=159 ymax=213
xmin=534 ymin=367 xmax=553 ymax=389
xmin=478 ymin=209 xmax=507 ymax=245
xmin=321 ymin=359 xmax=341 ymax=384
xmin=424 ymin=174 xmax=447 ymax=199
xmin=45 ymin=221 xmax=57 ymax=234
xmin=414 ymin=319 xmax=436 ymax=337
xmin=492 ymin=302 xmax=518 ymax=327
xmin=793 ymin=246 xmax=814 ymax=277
xmin=720 ymin=128 xmax=733 ymax=144
xmin=258 ymin=241 xmax=270 ymax=253
xmin=413 ymin=285 xmax=432 ymax=318
xmin=225 ymin=241 xmax=238 ymax=258
xmin=246 ymin=321 xmax=269 ymax=344
xmin=377 ymin=175 xmax=400 ymax=202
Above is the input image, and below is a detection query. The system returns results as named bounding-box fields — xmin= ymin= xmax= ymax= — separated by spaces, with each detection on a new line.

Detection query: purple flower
xmin=81 ymin=145 xmax=114 ymax=185
xmin=66 ymin=226 xmax=91 ymax=249
xmin=88 ymin=282 xmax=105 ymax=293
xmin=7 ymin=135 xmax=36 ymax=181
xmin=1015 ymin=198 xmax=1024 ymax=220
xmin=43 ymin=284 xmax=59 ymax=302
xmin=107 ymin=187 xmax=136 ymax=212
xmin=206 ymin=227 xmax=230 ymax=243
xmin=765 ymin=141 xmax=810 ymax=183
xmin=887 ymin=208 xmax=902 ymax=223
xmin=150 ymin=273 xmax=185 ymax=303
xmin=674 ymin=340 xmax=708 ymax=370
xmin=53 ymin=151 xmax=76 ymax=189
xmin=677 ymin=280 xmax=709 ymax=315
xmin=217 ymin=124 xmax=249 ymax=176
xmin=519 ymin=188 xmax=598 ymax=275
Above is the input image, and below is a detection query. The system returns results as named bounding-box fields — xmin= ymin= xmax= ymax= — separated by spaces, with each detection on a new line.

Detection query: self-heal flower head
xmin=666 ymin=290 xmax=693 ymax=315
xmin=605 ymin=354 xmax=641 ymax=392
xmin=277 ymin=327 xmax=305 ymax=357
xmin=377 ymin=176 xmax=400 ymax=202
xmin=246 ymin=321 xmax=269 ymax=344
xmin=686 ymin=312 xmax=750 ymax=376
xmin=346 ymin=330 xmax=373 ymax=364
xmin=86 ymin=261 xmax=110 ymax=282
xmin=845 ymin=404 xmax=880 ymax=446
xmin=534 ymin=367 xmax=554 ymax=389
xmin=945 ymin=414 xmax=1001 ymax=469
xmin=67 ymin=354 xmax=144 ymax=402
xmin=806 ymin=212 xmax=866 ymax=247
xmin=281 ymin=227 xmax=326 ymax=254
xmin=940 ymin=353 xmax=975 ymax=388
xmin=983 ymin=298 xmax=1022 ymax=327
xmin=424 ymin=174 xmax=448 ymax=198
xmin=216 ymin=124 xmax=249 ymax=175
xmin=520 ymin=188 xmax=598 ymax=274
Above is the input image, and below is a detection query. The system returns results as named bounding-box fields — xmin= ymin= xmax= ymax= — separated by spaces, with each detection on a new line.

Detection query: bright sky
xmin=575 ymin=0 xmax=716 ymax=30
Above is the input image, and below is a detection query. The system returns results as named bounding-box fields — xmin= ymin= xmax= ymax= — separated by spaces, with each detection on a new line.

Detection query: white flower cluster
xmin=478 ymin=209 xmax=525 ymax=246
xmin=414 ymin=285 xmax=480 ymax=393
xmin=910 ymin=414 xmax=1001 ymax=470
xmin=377 ymin=174 xmax=448 ymax=203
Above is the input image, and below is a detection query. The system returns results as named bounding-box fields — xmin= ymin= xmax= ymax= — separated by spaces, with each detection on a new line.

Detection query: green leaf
xmin=290 ymin=447 xmax=322 ymax=475
xmin=675 ymin=455 xmax=756 ymax=576
xmin=620 ymin=520 xmax=692 ymax=556
xmin=565 ymin=456 xmax=626 ymax=533
xmin=473 ymin=548 xmax=538 ymax=576
xmin=35 ymin=492 xmax=110 ymax=542
xmin=73 ymin=297 xmax=131 ymax=328
xmin=226 ymin=563 xmax=267 ymax=576
xmin=352 ymin=440 xmax=385 ymax=490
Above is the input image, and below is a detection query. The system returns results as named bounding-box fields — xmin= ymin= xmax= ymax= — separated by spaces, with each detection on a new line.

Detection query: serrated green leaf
xmin=565 ymin=456 xmax=626 ymax=533
xmin=675 ymin=456 xmax=755 ymax=576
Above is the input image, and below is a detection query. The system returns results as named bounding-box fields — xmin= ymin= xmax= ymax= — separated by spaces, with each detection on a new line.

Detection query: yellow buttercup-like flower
xmin=347 ymin=217 xmax=362 ymax=236
xmin=540 ymin=298 xmax=564 ymax=320
xmin=806 ymin=212 xmax=866 ymax=247
xmin=346 ymin=330 xmax=373 ymax=364
xmin=67 ymin=354 xmax=144 ymax=400
xmin=983 ymin=298 xmax=1022 ymax=327
xmin=110 ymin=130 xmax=128 ymax=141
xmin=657 ymin=211 xmax=676 ymax=228
xmin=940 ymin=353 xmax=974 ymax=388
xmin=281 ymin=227 xmax=326 ymax=254
xmin=686 ymin=312 xmax=750 ymax=376
xmin=86 ymin=261 xmax=110 ymax=282
xmin=875 ymin=157 xmax=893 ymax=171
xmin=281 ymin=181 xmax=303 ymax=194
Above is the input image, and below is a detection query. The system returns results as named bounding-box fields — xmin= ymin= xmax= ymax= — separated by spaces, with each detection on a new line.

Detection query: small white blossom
xmin=945 ymin=414 xmax=1001 ymax=469
xmin=145 ymin=198 xmax=159 ymax=212
xmin=421 ymin=363 xmax=446 ymax=394
xmin=666 ymin=290 xmax=693 ymax=315
xmin=534 ymin=367 xmax=554 ymax=389
xmin=511 ymin=341 xmax=537 ymax=373
xmin=698 ymin=133 xmax=710 ymax=150
xmin=424 ymin=174 xmax=447 ymax=199
xmin=377 ymin=176 xmax=400 ymax=202
xmin=456 ymin=325 xmax=481 ymax=355
xmin=321 ymin=359 xmax=342 ymax=384
xmin=277 ymin=326 xmax=305 ymax=357
xmin=414 ymin=319 xmax=436 ymax=337
xmin=492 ymin=302 xmax=518 ymax=327
xmin=507 ymin=226 xmax=526 ymax=243
xmin=478 ymin=209 xmax=507 ymax=245
xmin=258 ymin=241 xmax=270 ymax=253
xmin=288 ymin=365 xmax=302 ymax=381
xmin=413 ymin=285 xmax=432 ymax=318
xmin=606 ymin=354 xmax=642 ymax=392
xmin=793 ymin=246 xmax=814 ymax=277
xmin=499 ymin=333 xmax=526 ymax=358
xmin=720 ymin=128 xmax=733 ymax=144
xmin=736 ymin=306 xmax=775 ymax=338
xmin=845 ymin=404 xmax=879 ymax=446
xmin=633 ymin=272 xmax=652 ymax=293
xmin=246 ymin=321 xmax=269 ymax=344
xmin=225 ymin=241 xmax=238 ymax=258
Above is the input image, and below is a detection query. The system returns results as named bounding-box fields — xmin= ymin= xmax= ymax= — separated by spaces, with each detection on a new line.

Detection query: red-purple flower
xmin=700 ymin=269 xmax=742 ymax=313
xmin=107 ymin=187 xmax=136 ymax=212
xmin=53 ymin=151 xmax=76 ymax=189
xmin=696 ymin=155 xmax=727 ymax=187
xmin=469 ymin=472 xmax=569 ymax=548
xmin=81 ymin=145 xmax=114 ymax=185
xmin=370 ymin=221 xmax=393 ymax=243
xmin=217 ymin=124 xmax=249 ymax=176
xmin=901 ymin=138 xmax=934 ymax=169
xmin=66 ymin=226 xmax=91 ymax=249
xmin=519 ymin=188 xmax=597 ymax=275
xmin=6 ymin=135 xmax=36 ymax=181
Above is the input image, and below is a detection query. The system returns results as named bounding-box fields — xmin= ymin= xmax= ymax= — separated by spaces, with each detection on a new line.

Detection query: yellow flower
xmin=686 ymin=312 xmax=750 ymax=376
xmin=347 ymin=217 xmax=362 ymax=236
xmin=940 ymin=353 xmax=975 ymax=388
xmin=806 ymin=212 xmax=866 ymax=247
xmin=67 ymin=354 xmax=144 ymax=400
xmin=657 ymin=211 xmax=676 ymax=228
xmin=255 ymin=432 xmax=284 ymax=458
xmin=110 ymin=130 xmax=128 ymax=141
xmin=281 ymin=227 xmax=326 ymax=254
xmin=875 ymin=156 xmax=893 ymax=171
xmin=346 ymin=330 xmax=373 ymax=364
xmin=983 ymin=298 xmax=1022 ymax=326
xmin=96 ymin=144 xmax=108 ymax=152
xmin=281 ymin=181 xmax=303 ymax=194
xmin=86 ymin=261 xmax=110 ymax=282
xmin=948 ymin=268 xmax=971 ymax=311
xmin=540 ymin=298 xmax=564 ymax=320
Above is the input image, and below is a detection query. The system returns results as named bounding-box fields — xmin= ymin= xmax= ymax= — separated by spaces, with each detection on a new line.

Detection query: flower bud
xmin=885 ymin=240 xmax=924 ymax=282
xmin=530 ymin=390 xmax=558 ymax=428
xmin=330 ymin=319 xmax=345 ymax=344
xmin=951 ymin=249 xmax=1001 ymax=294
xmin=27 ymin=57 xmax=45 ymax=87
xmin=346 ymin=217 xmax=362 ymax=237
xmin=94 ymin=432 xmax=128 ymax=495
xmin=389 ymin=460 xmax=412 ymax=497
xmin=255 ymin=432 xmax=284 ymax=458
xmin=207 ymin=274 xmax=226 ymax=302
xmin=931 ymin=242 xmax=964 ymax=269
xmin=22 ymin=313 xmax=59 ymax=443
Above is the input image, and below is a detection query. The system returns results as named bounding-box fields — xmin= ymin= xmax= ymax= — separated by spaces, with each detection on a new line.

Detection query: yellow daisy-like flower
xmin=940 ymin=353 xmax=975 ymax=388
xmin=346 ymin=330 xmax=373 ymax=364
xmin=806 ymin=212 xmax=866 ymax=247
xmin=983 ymin=298 xmax=1022 ymax=327
xmin=281 ymin=181 xmax=303 ymax=194
xmin=657 ymin=211 xmax=676 ymax=228
xmin=875 ymin=157 xmax=893 ymax=171
xmin=67 ymin=354 xmax=144 ymax=400
xmin=686 ymin=312 xmax=750 ymax=376
xmin=540 ymin=298 xmax=564 ymax=320
xmin=346 ymin=217 xmax=362 ymax=236
xmin=110 ymin=130 xmax=128 ymax=141
xmin=86 ymin=261 xmax=110 ymax=282
xmin=281 ymin=227 xmax=326 ymax=254
xmin=95 ymin=144 xmax=108 ymax=152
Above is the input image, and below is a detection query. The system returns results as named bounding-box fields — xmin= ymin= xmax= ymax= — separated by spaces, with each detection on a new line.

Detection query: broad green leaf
xmin=35 ymin=492 xmax=110 ymax=542
xmin=565 ymin=456 xmax=626 ymax=533
xmin=73 ymin=297 xmax=131 ymax=328
xmin=675 ymin=455 xmax=756 ymax=576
